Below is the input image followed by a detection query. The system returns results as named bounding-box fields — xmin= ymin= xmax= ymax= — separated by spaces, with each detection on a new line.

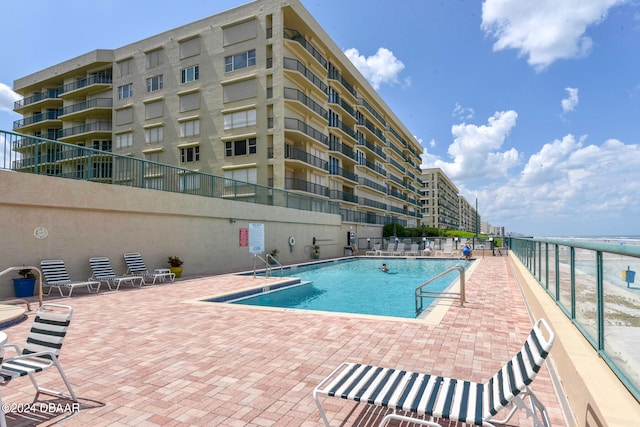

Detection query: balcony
xmin=59 ymin=98 xmax=113 ymax=120
xmin=357 ymin=176 xmax=387 ymax=194
xmin=357 ymin=98 xmax=386 ymax=128
xmin=329 ymin=166 xmax=357 ymax=182
xmin=13 ymin=110 xmax=60 ymax=131
xmin=328 ymin=118 xmax=356 ymax=141
xmin=329 ymin=189 xmax=358 ymax=203
xmin=283 ymin=87 xmax=327 ymax=120
xmin=284 ymin=117 xmax=328 ymax=146
xmin=283 ymin=57 xmax=327 ymax=96
xmin=360 ymin=197 xmax=387 ymax=211
xmin=328 ymin=65 xmax=357 ymax=99
xmin=284 ymin=146 xmax=329 ymax=172
xmin=283 ymin=28 xmax=328 ymax=69
xmin=356 ymin=158 xmax=386 ymax=178
xmin=14 ymin=89 xmax=60 ymax=112
xmin=57 ymin=121 xmax=112 ymax=142
xmin=327 ymin=139 xmax=356 ymax=162
xmin=284 ymin=177 xmax=329 ymax=197
xmin=58 ymin=72 xmax=113 ymax=98
xmin=356 ymin=131 xmax=386 ymax=160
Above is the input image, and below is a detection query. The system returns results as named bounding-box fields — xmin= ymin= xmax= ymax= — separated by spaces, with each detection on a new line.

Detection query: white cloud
xmin=432 ymin=110 xmax=521 ymax=180
xmin=561 ymin=87 xmax=579 ymax=113
xmin=452 ymin=103 xmax=475 ymax=121
xmin=474 ymin=135 xmax=640 ymax=235
xmin=481 ymin=0 xmax=627 ymax=70
xmin=0 ymin=83 xmax=20 ymax=112
xmin=344 ymin=47 xmax=406 ymax=89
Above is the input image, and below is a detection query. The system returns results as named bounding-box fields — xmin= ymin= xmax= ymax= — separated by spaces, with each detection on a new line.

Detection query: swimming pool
xmin=225 ymin=258 xmax=469 ymax=319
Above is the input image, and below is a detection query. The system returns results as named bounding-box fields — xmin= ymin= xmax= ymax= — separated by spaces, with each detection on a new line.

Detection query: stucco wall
xmin=0 ymin=170 xmax=343 ymax=299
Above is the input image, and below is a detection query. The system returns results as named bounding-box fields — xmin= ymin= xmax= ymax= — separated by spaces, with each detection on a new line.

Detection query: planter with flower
xmin=13 ymin=268 xmax=37 ymax=298
xmin=167 ymin=256 xmax=184 ymax=278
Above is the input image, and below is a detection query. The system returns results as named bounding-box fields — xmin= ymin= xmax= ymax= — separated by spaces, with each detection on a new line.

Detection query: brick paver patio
xmin=0 ymin=256 xmax=568 ymax=426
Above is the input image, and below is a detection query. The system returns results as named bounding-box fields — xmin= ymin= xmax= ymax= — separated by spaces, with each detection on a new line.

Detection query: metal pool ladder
xmin=415 ymin=265 xmax=466 ymax=312
xmin=252 ymin=254 xmax=283 ymax=278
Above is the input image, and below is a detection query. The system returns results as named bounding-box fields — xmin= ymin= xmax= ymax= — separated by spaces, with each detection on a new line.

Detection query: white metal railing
xmin=415 ymin=265 xmax=466 ymax=312
xmin=0 ymin=265 xmax=43 ymax=307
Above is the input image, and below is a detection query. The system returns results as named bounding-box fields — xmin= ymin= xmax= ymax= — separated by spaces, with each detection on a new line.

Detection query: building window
xmin=179 ymin=119 xmax=200 ymax=137
xmin=146 ymin=50 xmax=163 ymax=68
xmin=146 ymin=74 xmax=163 ymax=92
xmin=117 ymin=83 xmax=133 ymax=99
xmin=145 ymin=127 xmax=163 ymax=144
xmin=181 ymin=65 xmax=199 ymax=83
xmin=224 ymin=49 xmax=256 ymax=72
xmin=224 ymin=168 xmax=257 ymax=184
xmin=118 ymin=59 xmax=132 ymax=77
xmin=116 ymin=133 xmax=133 ymax=148
xmin=180 ymin=146 xmax=200 ymax=163
xmin=225 ymin=138 xmax=256 ymax=157
xmin=223 ymin=109 xmax=256 ymax=129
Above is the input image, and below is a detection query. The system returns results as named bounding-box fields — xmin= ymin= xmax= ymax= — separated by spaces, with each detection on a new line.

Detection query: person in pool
xmin=381 ymin=263 xmax=389 ymax=273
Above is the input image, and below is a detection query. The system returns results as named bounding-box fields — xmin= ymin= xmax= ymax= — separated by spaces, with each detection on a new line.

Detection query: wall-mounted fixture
xmin=229 ymin=218 xmax=236 ymax=223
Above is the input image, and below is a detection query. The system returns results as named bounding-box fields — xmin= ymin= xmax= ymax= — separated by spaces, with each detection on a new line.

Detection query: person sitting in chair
xmin=463 ymin=242 xmax=473 ymax=261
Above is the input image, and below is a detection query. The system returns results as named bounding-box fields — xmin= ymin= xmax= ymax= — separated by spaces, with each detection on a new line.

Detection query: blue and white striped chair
xmin=41 ymin=259 xmax=101 ymax=297
xmin=90 ymin=256 xmax=144 ymax=290
xmin=314 ymin=318 xmax=555 ymax=427
xmin=0 ymin=304 xmax=77 ymax=427
xmin=123 ymin=252 xmax=175 ymax=285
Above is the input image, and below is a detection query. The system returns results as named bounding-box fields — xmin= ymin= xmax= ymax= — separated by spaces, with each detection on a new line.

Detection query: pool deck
xmin=0 ymin=255 xmax=569 ymax=426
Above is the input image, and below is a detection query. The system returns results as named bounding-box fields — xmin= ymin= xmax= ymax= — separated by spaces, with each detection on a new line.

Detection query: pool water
xmin=231 ymin=258 xmax=468 ymax=318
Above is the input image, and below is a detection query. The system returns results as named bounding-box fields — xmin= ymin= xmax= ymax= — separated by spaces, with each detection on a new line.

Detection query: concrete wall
xmin=510 ymin=253 xmax=640 ymax=427
xmin=0 ymin=170 xmax=343 ymax=299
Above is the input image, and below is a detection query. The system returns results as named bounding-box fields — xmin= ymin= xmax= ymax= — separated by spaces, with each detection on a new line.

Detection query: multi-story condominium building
xmin=420 ymin=167 xmax=480 ymax=232
xmin=12 ymin=0 xmax=423 ymax=228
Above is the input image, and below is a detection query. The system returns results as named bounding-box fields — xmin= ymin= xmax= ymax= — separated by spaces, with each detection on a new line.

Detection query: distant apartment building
xmin=420 ymin=167 xmax=479 ymax=233
xmin=12 ymin=0 xmax=423 ymax=228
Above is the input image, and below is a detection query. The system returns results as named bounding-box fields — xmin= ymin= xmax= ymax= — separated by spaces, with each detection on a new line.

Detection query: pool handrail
xmin=252 ymin=254 xmax=283 ymax=278
xmin=415 ymin=265 xmax=466 ymax=312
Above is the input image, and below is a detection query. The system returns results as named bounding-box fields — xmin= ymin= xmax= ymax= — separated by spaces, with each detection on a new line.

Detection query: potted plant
xmin=167 ymin=256 xmax=184 ymax=278
xmin=312 ymin=245 xmax=320 ymax=259
xmin=13 ymin=268 xmax=37 ymax=298
xmin=268 ymin=249 xmax=279 ymax=265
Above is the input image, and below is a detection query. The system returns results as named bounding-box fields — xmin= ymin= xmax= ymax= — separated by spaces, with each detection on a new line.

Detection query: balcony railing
xmin=0 ymin=130 xmax=340 ymax=215
xmin=357 ymin=98 xmax=386 ymax=127
xmin=284 ymin=177 xmax=329 ymax=197
xmin=14 ymin=89 xmax=59 ymax=110
xmin=329 ymin=189 xmax=358 ymax=203
xmin=13 ymin=110 xmax=60 ymax=129
xmin=284 ymin=117 xmax=328 ymax=146
xmin=285 ymin=146 xmax=329 ymax=171
xmin=57 ymin=121 xmax=112 ymax=139
xmin=58 ymin=73 xmax=113 ymax=95
xmin=283 ymin=87 xmax=327 ymax=119
xmin=283 ymin=57 xmax=328 ymax=94
xmin=327 ymin=139 xmax=355 ymax=159
xmin=329 ymin=166 xmax=357 ymax=182
xmin=59 ymin=98 xmax=113 ymax=116
xmin=510 ymin=237 xmax=640 ymax=401
xmin=283 ymin=28 xmax=328 ymax=69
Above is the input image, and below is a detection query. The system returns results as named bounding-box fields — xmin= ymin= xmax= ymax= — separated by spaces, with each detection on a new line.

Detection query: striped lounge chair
xmin=123 ymin=252 xmax=175 ymax=285
xmin=41 ymin=259 xmax=101 ymax=297
xmin=90 ymin=256 xmax=144 ymax=290
xmin=0 ymin=304 xmax=78 ymax=427
xmin=314 ymin=318 xmax=555 ymax=427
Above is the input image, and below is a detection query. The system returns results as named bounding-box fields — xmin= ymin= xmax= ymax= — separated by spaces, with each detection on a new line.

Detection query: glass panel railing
xmin=510 ymin=236 xmax=640 ymax=401
xmin=0 ymin=129 xmax=340 ymax=216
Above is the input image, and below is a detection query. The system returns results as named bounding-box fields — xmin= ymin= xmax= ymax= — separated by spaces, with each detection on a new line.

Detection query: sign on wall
xmin=239 ymin=228 xmax=249 ymax=247
xmin=249 ymin=223 xmax=264 ymax=254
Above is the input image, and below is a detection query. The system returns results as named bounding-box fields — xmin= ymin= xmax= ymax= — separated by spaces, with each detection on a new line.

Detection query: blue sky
xmin=1 ymin=0 xmax=639 ymax=237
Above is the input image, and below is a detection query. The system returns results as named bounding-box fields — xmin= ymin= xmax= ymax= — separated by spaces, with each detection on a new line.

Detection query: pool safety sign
xmin=622 ymin=266 xmax=636 ymax=288
xmin=249 ymin=223 xmax=264 ymax=254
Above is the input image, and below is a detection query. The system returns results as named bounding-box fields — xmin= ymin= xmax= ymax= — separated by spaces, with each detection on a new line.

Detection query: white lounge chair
xmin=90 ymin=256 xmax=144 ymax=290
xmin=314 ymin=318 xmax=555 ymax=427
xmin=0 ymin=304 xmax=78 ymax=427
xmin=40 ymin=259 xmax=101 ymax=297
xmin=366 ymin=243 xmax=381 ymax=256
xmin=391 ymin=242 xmax=405 ymax=256
xmin=123 ymin=252 xmax=175 ymax=285
xmin=405 ymin=243 xmax=420 ymax=256
xmin=436 ymin=242 xmax=455 ymax=257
